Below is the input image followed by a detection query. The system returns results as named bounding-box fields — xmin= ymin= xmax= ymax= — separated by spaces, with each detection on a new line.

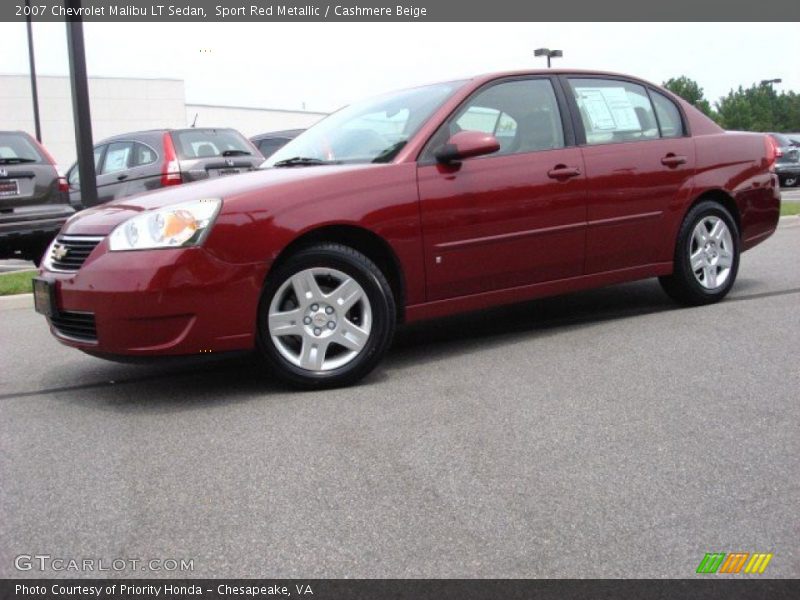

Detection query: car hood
xmin=61 ymin=164 xmax=383 ymax=235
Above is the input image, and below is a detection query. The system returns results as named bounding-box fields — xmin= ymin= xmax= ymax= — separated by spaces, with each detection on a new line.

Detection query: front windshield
xmin=264 ymin=80 xmax=465 ymax=166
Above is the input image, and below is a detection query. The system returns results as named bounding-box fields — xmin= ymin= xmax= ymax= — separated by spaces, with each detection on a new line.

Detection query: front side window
xmin=264 ymin=81 xmax=464 ymax=166
xmin=424 ymin=78 xmax=565 ymax=160
xmin=568 ymin=78 xmax=659 ymax=145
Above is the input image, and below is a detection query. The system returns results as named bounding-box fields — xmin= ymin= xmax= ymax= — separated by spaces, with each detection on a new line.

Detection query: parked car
xmin=35 ymin=70 xmax=780 ymax=388
xmin=251 ymin=129 xmax=304 ymax=159
xmin=66 ymin=128 xmax=264 ymax=207
xmin=0 ymin=131 xmax=73 ymax=265
xmin=767 ymin=132 xmax=800 ymax=187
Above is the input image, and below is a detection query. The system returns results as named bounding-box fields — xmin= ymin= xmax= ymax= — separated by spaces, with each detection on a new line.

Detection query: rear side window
xmin=172 ymin=130 xmax=254 ymax=160
xmin=650 ymin=91 xmax=684 ymax=138
xmin=0 ymin=133 xmax=43 ymax=163
xmin=132 ymin=142 xmax=158 ymax=167
xmin=101 ymin=142 xmax=133 ymax=174
xmin=568 ymin=78 xmax=659 ymax=145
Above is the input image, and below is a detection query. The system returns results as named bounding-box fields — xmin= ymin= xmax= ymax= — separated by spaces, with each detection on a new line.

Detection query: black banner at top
xmin=2 ymin=0 xmax=800 ymax=22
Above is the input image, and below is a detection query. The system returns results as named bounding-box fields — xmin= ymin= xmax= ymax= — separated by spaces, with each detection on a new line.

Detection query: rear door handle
xmin=661 ymin=154 xmax=687 ymax=167
xmin=116 ymin=174 xmax=129 ymax=181
xmin=547 ymin=165 xmax=581 ymax=179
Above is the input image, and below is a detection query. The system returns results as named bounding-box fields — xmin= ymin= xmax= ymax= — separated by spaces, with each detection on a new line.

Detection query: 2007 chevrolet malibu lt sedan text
xmin=34 ymin=70 xmax=781 ymax=388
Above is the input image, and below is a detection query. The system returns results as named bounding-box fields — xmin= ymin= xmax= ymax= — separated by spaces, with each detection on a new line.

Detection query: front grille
xmin=50 ymin=311 xmax=97 ymax=343
xmin=48 ymin=235 xmax=103 ymax=272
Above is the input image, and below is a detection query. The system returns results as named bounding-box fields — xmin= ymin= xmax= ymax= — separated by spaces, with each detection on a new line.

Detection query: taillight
xmin=58 ymin=174 xmax=69 ymax=193
xmin=765 ymin=135 xmax=778 ymax=172
xmin=161 ymin=132 xmax=182 ymax=186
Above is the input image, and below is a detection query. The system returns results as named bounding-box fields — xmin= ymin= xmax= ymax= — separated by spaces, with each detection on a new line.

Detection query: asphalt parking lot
xmin=0 ymin=218 xmax=798 ymax=579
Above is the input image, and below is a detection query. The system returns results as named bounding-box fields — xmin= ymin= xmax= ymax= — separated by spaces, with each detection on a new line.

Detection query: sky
xmin=0 ymin=22 xmax=796 ymax=113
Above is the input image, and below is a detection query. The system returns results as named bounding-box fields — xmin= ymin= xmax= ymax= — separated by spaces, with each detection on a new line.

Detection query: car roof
xmin=251 ymin=129 xmax=305 ymax=141
xmin=97 ymin=127 xmax=239 ymax=145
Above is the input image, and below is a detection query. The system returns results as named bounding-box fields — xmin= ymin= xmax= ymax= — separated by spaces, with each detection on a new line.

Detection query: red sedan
xmin=34 ymin=70 xmax=780 ymax=388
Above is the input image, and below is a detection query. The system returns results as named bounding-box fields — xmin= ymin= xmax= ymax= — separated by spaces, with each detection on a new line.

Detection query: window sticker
xmin=576 ymin=87 xmax=640 ymax=132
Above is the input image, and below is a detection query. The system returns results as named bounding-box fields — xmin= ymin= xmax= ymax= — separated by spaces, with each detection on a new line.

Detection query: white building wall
xmin=0 ymin=74 xmax=328 ymax=167
xmin=185 ymin=104 xmax=326 ymax=138
xmin=0 ymin=75 xmax=186 ymax=167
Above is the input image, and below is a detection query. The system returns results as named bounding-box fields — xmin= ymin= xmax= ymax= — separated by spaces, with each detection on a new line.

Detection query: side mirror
xmin=434 ymin=130 xmax=500 ymax=164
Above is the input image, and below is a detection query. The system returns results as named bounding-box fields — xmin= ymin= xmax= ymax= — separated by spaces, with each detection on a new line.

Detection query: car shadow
xmin=46 ymin=278 xmax=726 ymax=410
xmin=387 ymin=278 xmax=675 ymax=369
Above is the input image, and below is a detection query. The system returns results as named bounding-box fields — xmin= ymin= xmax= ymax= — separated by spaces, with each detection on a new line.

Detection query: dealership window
xmin=101 ymin=142 xmax=133 ymax=174
xmin=568 ymin=78 xmax=660 ymax=145
xmin=426 ymin=79 xmax=565 ymax=159
xmin=650 ymin=91 xmax=684 ymax=138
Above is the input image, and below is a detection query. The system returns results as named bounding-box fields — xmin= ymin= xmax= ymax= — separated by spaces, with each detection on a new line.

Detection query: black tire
xmin=659 ymin=200 xmax=740 ymax=306
xmin=783 ymin=176 xmax=798 ymax=188
xmin=257 ymin=243 xmax=396 ymax=389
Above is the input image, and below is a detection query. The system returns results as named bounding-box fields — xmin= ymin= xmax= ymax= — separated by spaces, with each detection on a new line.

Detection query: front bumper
xmin=38 ymin=239 xmax=269 ymax=356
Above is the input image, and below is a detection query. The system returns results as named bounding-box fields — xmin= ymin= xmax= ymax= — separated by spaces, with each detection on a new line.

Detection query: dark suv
xmin=250 ymin=129 xmax=304 ymax=159
xmin=768 ymin=132 xmax=800 ymax=187
xmin=0 ymin=131 xmax=73 ymax=264
xmin=67 ymin=128 xmax=264 ymax=207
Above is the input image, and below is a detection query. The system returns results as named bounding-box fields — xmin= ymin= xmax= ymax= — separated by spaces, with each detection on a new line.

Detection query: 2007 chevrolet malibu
xmin=34 ymin=70 xmax=781 ymax=388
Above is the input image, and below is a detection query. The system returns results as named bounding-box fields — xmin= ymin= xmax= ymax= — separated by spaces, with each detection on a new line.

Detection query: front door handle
xmin=547 ymin=165 xmax=581 ymax=179
xmin=661 ymin=154 xmax=687 ymax=167
xmin=116 ymin=174 xmax=129 ymax=181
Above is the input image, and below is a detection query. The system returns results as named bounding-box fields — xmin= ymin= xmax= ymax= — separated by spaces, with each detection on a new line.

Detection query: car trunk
xmin=0 ymin=163 xmax=57 ymax=210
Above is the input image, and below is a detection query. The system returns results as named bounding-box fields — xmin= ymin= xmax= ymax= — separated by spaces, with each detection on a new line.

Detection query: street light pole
xmin=25 ymin=0 xmax=41 ymax=142
xmin=534 ymin=48 xmax=563 ymax=69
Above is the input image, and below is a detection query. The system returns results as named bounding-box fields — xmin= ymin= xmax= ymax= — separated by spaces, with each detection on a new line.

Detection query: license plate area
xmin=0 ymin=179 xmax=19 ymax=197
xmin=32 ymin=277 xmax=57 ymax=317
xmin=214 ymin=168 xmax=240 ymax=177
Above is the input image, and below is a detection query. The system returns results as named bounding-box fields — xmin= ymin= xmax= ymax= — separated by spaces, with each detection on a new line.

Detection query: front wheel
xmin=257 ymin=243 xmax=396 ymax=389
xmin=659 ymin=201 xmax=740 ymax=306
xmin=783 ymin=176 xmax=798 ymax=188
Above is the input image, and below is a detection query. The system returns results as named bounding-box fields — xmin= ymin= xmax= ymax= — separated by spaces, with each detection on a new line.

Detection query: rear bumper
xmin=774 ymin=163 xmax=800 ymax=176
xmin=38 ymin=241 xmax=269 ymax=356
xmin=0 ymin=205 xmax=74 ymax=240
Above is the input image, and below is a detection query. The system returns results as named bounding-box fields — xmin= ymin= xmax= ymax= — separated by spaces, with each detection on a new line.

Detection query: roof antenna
xmin=191 ymin=113 xmax=198 ymax=128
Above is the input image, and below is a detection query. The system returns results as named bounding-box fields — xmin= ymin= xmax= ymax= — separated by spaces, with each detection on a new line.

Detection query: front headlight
xmin=108 ymin=198 xmax=221 ymax=251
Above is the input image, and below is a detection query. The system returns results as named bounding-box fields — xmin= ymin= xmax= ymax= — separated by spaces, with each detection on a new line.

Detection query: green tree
xmin=663 ymin=76 xmax=713 ymax=116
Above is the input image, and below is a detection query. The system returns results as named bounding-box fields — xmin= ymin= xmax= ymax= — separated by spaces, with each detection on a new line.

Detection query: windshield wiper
xmin=272 ymin=156 xmax=338 ymax=168
xmin=221 ymin=149 xmax=251 ymax=157
xmin=0 ymin=157 xmax=37 ymax=164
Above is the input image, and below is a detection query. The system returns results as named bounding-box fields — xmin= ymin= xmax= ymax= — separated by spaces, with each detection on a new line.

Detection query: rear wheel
xmin=659 ymin=201 xmax=740 ymax=306
xmin=257 ymin=243 xmax=396 ymax=389
xmin=783 ymin=176 xmax=798 ymax=188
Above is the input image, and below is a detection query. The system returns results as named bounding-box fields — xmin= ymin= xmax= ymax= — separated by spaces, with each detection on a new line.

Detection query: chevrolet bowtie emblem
xmin=53 ymin=244 xmax=69 ymax=260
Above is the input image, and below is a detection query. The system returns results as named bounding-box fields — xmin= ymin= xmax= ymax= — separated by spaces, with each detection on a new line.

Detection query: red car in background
xmin=34 ymin=70 xmax=780 ymax=388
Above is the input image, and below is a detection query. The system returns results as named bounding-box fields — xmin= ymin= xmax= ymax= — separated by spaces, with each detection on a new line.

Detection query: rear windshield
xmin=171 ymin=129 xmax=255 ymax=160
xmin=0 ymin=133 xmax=44 ymax=164
xmin=770 ymin=133 xmax=791 ymax=146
